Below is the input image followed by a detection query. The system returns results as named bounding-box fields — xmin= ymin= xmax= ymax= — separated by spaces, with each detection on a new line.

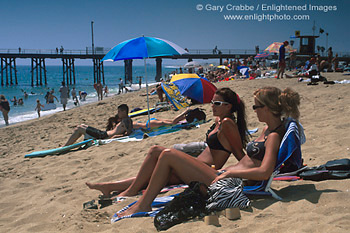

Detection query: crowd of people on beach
xmin=3 ymin=42 xmax=349 ymax=230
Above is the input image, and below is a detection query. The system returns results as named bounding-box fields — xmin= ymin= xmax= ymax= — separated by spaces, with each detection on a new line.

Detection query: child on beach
xmin=35 ymin=99 xmax=44 ymax=118
xmin=104 ymin=85 xmax=109 ymax=97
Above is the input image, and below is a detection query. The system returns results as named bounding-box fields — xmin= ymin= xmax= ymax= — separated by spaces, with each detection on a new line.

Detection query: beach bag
xmin=185 ymin=108 xmax=206 ymax=123
xmin=298 ymin=158 xmax=350 ymax=181
xmin=206 ymin=178 xmax=251 ymax=211
xmin=154 ymin=181 xmax=208 ymax=231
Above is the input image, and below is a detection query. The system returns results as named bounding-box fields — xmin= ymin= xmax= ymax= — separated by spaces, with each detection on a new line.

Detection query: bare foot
xmin=85 ymin=182 xmax=112 ymax=197
xmin=117 ymin=189 xmax=139 ymax=197
xmin=117 ymin=202 xmax=152 ymax=218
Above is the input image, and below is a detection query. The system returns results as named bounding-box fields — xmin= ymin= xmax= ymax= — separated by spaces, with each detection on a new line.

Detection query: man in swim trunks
xmin=59 ymin=81 xmax=69 ymax=111
xmin=64 ymin=104 xmax=133 ymax=146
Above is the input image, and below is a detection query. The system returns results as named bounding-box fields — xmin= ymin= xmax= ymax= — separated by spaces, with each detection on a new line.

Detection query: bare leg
xmin=64 ymin=124 xmax=87 ymax=146
xmin=86 ymin=177 xmax=135 ymax=197
xmin=117 ymin=145 xmax=167 ymax=197
xmin=118 ymin=148 xmax=217 ymax=217
xmin=3 ymin=111 xmax=9 ymax=125
xmin=133 ymin=109 xmax=189 ymax=129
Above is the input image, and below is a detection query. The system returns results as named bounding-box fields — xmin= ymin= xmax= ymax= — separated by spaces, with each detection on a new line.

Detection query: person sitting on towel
xmin=93 ymin=87 xmax=301 ymax=219
xmin=86 ymin=88 xmax=249 ymax=198
xmin=64 ymin=104 xmax=132 ymax=146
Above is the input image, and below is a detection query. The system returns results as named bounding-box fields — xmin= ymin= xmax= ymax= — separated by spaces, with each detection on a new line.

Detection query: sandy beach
xmin=0 ymin=72 xmax=349 ymax=233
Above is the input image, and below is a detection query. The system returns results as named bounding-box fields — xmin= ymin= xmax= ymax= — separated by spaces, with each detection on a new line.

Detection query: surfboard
xmin=128 ymin=107 xmax=156 ymax=118
xmin=24 ymin=139 xmax=93 ymax=158
xmin=42 ymin=103 xmax=57 ymax=111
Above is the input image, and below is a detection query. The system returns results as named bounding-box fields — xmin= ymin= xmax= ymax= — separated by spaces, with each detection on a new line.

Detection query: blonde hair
xmin=254 ymin=87 xmax=300 ymax=120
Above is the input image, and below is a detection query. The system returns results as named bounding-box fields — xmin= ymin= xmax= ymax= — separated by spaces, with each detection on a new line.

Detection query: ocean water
xmin=0 ymin=65 xmax=177 ymax=127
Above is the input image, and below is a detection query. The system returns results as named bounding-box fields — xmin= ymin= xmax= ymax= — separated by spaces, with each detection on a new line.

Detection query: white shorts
xmin=61 ymin=98 xmax=68 ymax=105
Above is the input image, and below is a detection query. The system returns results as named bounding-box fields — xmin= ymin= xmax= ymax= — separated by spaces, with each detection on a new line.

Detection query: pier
xmin=1 ymin=48 xmax=349 ymax=86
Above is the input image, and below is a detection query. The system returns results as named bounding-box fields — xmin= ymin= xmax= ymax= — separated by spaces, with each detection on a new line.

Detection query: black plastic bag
xmin=298 ymin=158 xmax=350 ymax=181
xmin=185 ymin=108 xmax=206 ymax=123
xmin=154 ymin=181 xmax=208 ymax=231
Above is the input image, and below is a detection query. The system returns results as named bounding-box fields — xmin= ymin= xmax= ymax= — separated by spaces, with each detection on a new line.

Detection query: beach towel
xmin=94 ymin=120 xmax=207 ymax=145
xmin=111 ymin=195 xmax=176 ymax=223
xmin=161 ymin=82 xmax=190 ymax=110
xmin=243 ymin=119 xmax=304 ymax=200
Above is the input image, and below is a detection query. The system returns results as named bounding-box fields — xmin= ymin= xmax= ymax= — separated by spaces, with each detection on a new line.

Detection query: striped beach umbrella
xmin=170 ymin=74 xmax=217 ymax=104
xmin=264 ymin=42 xmax=296 ymax=54
xmin=254 ymin=52 xmax=270 ymax=59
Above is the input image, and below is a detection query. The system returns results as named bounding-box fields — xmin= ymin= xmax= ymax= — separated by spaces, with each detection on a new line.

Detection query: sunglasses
xmin=211 ymin=100 xmax=230 ymax=106
xmin=252 ymin=105 xmax=265 ymax=110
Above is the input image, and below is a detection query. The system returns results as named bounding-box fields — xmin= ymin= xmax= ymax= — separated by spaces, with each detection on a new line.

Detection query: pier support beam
xmin=93 ymin=58 xmax=104 ymax=85
xmin=155 ymin=58 xmax=162 ymax=82
xmin=62 ymin=58 xmax=76 ymax=86
xmin=31 ymin=58 xmax=47 ymax=86
xmin=124 ymin=59 xmax=133 ymax=84
xmin=0 ymin=57 xmax=17 ymax=86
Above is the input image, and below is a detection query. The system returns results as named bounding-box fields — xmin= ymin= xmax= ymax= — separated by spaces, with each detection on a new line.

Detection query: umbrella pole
xmin=144 ymin=58 xmax=151 ymax=126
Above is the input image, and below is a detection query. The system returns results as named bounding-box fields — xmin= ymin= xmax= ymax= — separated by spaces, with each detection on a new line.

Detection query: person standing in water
xmin=0 ymin=95 xmax=10 ymax=125
xmin=35 ymin=99 xmax=44 ymax=118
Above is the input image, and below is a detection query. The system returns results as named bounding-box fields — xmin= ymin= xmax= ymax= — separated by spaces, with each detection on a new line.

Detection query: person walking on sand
xmin=277 ymin=41 xmax=288 ymax=79
xmin=35 ymin=99 xmax=44 ymax=118
xmin=0 ymin=95 xmax=10 ymax=126
xmin=59 ymin=81 xmax=69 ymax=111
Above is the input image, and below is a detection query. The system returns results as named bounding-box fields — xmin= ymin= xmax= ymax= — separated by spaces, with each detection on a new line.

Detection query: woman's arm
xmin=220 ymin=118 xmax=245 ymax=161
xmin=212 ymin=132 xmax=281 ymax=183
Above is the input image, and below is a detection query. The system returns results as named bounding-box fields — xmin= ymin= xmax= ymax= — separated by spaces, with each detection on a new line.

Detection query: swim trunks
xmin=85 ymin=126 xmax=108 ymax=139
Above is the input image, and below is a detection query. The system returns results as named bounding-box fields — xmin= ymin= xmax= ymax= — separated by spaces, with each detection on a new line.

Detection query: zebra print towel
xmin=206 ymin=178 xmax=251 ymax=211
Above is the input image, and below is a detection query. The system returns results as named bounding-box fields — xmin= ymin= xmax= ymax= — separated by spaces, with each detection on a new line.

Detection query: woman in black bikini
xmin=114 ymin=86 xmax=300 ymax=218
xmin=86 ymin=87 xmax=249 ymax=197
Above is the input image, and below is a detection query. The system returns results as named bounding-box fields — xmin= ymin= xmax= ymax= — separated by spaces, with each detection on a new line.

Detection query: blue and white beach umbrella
xmin=102 ymin=36 xmax=187 ymax=61
xmin=102 ymin=36 xmax=188 ymax=124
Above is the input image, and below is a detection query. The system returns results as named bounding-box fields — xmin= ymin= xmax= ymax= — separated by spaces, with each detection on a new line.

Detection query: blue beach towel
xmin=111 ymin=195 xmax=176 ymax=223
xmin=96 ymin=120 xmax=207 ymax=144
xmin=243 ymin=119 xmax=304 ymax=199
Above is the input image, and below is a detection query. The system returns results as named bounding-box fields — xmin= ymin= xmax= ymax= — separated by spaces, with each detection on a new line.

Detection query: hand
xmin=211 ymin=171 xmax=229 ymax=185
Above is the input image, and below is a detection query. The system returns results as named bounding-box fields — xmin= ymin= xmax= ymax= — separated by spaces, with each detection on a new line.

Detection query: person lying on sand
xmin=64 ymin=104 xmax=132 ymax=146
xmin=113 ymin=86 xmax=302 ymax=218
xmin=132 ymin=108 xmax=199 ymax=129
xmin=86 ymin=88 xmax=249 ymax=198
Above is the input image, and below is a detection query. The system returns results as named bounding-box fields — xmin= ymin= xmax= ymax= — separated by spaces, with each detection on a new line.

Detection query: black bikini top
xmin=206 ymin=123 xmax=231 ymax=153
xmin=246 ymin=140 xmax=266 ymax=161
xmin=247 ymin=123 xmax=285 ymax=161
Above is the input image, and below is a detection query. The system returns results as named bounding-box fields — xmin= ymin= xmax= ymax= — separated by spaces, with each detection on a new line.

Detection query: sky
xmin=0 ymin=0 xmax=349 ymax=66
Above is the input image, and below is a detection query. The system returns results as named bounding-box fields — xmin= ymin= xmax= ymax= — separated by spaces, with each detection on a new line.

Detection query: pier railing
xmin=0 ymin=48 xmax=111 ymax=55
xmin=1 ymin=47 xmax=349 ymax=58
